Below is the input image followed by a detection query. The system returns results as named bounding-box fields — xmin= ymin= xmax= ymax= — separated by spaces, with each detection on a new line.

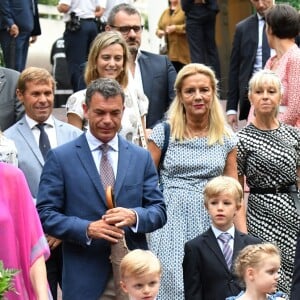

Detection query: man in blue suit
xmin=37 ymin=78 xmax=167 ymax=300
xmin=5 ymin=67 xmax=82 ymax=300
xmin=0 ymin=0 xmax=41 ymax=72
xmin=106 ymin=3 xmax=177 ymax=129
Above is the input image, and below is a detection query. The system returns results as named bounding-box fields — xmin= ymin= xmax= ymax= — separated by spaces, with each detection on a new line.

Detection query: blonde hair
xmin=248 ymin=69 xmax=284 ymax=96
xmin=84 ymin=31 xmax=129 ymax=87
xmin=120 ymin=249 xmax=162 ymax=280
xmin=17 ymin=67 xmax=55 ymax=94
xmin=168 ymin=63 xmax=231 ymax=145
xmin=248 ymin=70 xmax=283 ymax=117
xmin=203 ymin=176 xmax=243 ymax=208
xmin=234 ymin=243 xmax=280 ymax=285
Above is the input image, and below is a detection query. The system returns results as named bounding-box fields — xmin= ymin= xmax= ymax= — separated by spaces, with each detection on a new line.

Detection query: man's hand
xmin=46 ymin=235 xmax=62 ymax=250
xmin=30 ymin=36 xmax=37 ymax=43
xmin=57 ymin=3 xmax=70 ymax=13
xmin=103 ymin=207 xmax=137 ymax=228
xmin=87 ymin=219 xmax=124 ymax=243
xmin=9 ymin=24 xmax=19 ymax=37
xmin=227 ymin=114 xmax=238 ymax=131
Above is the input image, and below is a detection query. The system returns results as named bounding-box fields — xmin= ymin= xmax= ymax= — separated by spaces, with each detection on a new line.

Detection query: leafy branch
xmin=0 ymin=261 xmax=19 ymax=300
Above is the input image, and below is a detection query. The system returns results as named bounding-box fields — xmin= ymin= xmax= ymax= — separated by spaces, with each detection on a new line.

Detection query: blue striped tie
xmin=218 ymin=232 xmax=233 ymax=269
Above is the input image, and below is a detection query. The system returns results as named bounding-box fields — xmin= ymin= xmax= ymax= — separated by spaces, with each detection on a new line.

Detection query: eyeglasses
xmin=109 ymin=25 xmax=144 ymax=35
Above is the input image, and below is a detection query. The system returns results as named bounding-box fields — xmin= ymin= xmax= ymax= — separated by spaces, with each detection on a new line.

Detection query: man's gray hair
xmin=107 ymin=3 xmax=141 ymax=26
xmin=85 ymin=78 xmax=125 ymax=106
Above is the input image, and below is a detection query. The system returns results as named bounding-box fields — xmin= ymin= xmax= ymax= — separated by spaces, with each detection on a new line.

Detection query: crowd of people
xmin=0 ymin=1 xmax=299 ymax=300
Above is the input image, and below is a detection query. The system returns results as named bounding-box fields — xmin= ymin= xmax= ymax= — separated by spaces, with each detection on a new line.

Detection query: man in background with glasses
xmin=106 ymin=3 xmax=177 ymax=131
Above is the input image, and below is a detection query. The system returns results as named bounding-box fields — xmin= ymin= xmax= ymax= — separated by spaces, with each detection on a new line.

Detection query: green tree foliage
xmin=38 ymin=0 xmax=57 ymax=5
xmin=278 ymin=0 xmax=300 ymax=10
xmin=0 ymin=261 xmax=19 ymax=300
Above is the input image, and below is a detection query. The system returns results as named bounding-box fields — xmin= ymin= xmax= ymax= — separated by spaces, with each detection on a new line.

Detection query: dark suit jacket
xmin=291 ymin=232 xmax=300 ymax=300
xmin=183 ymin=227 xmax=261 ymax=300
xmin=181 ymin=0 xmax=219 ymax=17
xmin=226 ymin=14 xmax=259 ymax=120
xmin=296 ymin=35 xmax=300 ymax=47
xmin=0 ymin=0 xmax=40 ymax=34
xmin=37 ymin=134 xmax=167 ymax=300
xmin=0 ymin=67 xmax=24 ymax=131
xmin=138 ymin=50 xmax=177 ymax=128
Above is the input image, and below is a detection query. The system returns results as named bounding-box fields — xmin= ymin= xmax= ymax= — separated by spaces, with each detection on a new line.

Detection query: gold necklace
xmin=186 ymin=125 xmax=209 ymax=138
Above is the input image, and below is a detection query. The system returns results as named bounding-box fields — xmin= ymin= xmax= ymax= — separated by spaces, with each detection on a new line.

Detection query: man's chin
xmin=129 ymin=45 xmax=139 ymax=55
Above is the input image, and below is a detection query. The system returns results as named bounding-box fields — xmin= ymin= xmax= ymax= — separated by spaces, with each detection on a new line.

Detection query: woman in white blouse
xmin=0 ymin=131 xmax=18 ymax=166
xmin=66 ymin=31 xmax=148 ymax=148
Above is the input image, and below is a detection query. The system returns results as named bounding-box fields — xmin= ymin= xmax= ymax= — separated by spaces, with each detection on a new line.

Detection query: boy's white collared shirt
xmin=212 ymin=224 xmax=235 ymax=253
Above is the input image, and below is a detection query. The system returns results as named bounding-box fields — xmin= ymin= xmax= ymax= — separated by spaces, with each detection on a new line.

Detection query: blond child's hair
xmin=120 ymin=249 xmax=161 ymax=280
xmin=234 ymin=243 xmax=280 ymax=286
xmin=203 ymin=176 xmax=243 ymax=209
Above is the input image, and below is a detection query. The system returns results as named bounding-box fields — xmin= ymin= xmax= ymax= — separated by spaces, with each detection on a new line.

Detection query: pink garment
xmin=0 ymin=163 xmax=50 ymax=300
xmin=248 ymin=44 xmax=300 ymax=127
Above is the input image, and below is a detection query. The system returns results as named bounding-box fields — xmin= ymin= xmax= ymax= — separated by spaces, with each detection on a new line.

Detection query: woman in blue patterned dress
xmin=148 ymin=63 xmax=247 ymax=300
xmin=237 ymin=70 xmax=300 ymax=295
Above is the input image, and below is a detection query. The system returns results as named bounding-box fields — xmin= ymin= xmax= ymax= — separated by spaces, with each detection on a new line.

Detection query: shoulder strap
xmin=158 ymin=122 xmax=170 ymax=170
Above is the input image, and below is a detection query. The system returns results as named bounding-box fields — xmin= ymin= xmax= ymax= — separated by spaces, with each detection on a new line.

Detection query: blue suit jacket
xmin=4 ymin=115 xmax=82 ymax=198
xmin=183 ymin=227 xmax=261 ymax=300
xmin=37 ymin=134 xmax=167 ymax=300
xmin=0 ymin=0 xmax=40 ymax=34
xmin=226 ymin=14 xmax=260 ymax=120
xmin=138 ymin=50 xmax=176 ymax=128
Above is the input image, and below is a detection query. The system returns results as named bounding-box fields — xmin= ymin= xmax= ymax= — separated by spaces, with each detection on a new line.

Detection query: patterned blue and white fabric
xmin=148 ymin=122 xmax=237 ymax=300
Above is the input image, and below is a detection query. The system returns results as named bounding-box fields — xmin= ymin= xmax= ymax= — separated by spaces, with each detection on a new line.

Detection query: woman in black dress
xmin=237 ymin=69 xmax=300 ymax=295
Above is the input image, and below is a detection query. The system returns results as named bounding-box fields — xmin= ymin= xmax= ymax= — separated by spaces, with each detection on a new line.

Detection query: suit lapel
xmin=0 ymin=69 xmax=7 ymax=94
xmin=138 ymin=52 xmax=153 ymax=98
xmin=113 ymin=137 xmax=130 ymax=203
xmin=204 ymin=228 xmax=229 ymax=272
xmin=17 ymin=117 xmax=44 ymax=165
xmin=249 ymin=15 xmax=259 ymax=63
xmin=232 ymin=229 xmax=246 ymax=263
xmin=76 ymin=135 xmax=105 ymax=202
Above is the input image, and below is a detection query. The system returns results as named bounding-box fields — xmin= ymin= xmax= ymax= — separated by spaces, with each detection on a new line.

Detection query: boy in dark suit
xmin=183 ymin=176 xmax=261 ymax=300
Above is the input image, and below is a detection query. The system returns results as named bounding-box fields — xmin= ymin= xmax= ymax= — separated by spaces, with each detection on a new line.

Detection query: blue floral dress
xmin=148 ymin=123 xmax=237 ymax=300
xmin=226 ymin=291 xmax=288 ymax=300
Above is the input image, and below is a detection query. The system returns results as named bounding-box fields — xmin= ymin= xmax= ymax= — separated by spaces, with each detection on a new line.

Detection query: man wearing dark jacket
xmin=0 ymin=0 xmax=41 ymax=71
xmin=181 ymin=0 xmax=221 ymax=80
